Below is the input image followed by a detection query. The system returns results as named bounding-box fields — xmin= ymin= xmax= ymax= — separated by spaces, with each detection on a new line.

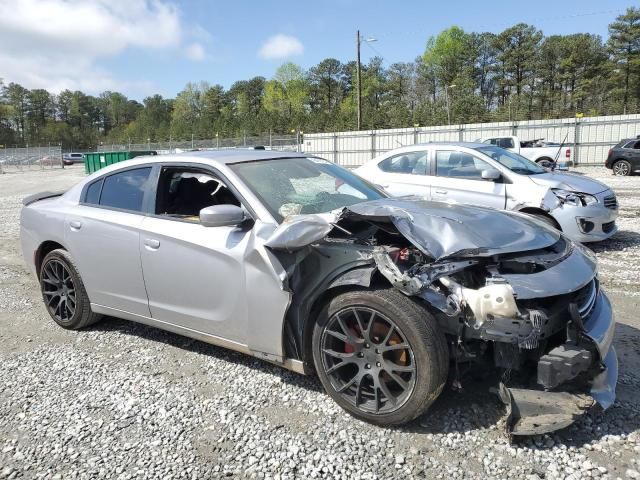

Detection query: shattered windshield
xmin=475 ymin=145 xmax=546 ymax=175
xmin=230 ymin=157 xmax=385 ymax=222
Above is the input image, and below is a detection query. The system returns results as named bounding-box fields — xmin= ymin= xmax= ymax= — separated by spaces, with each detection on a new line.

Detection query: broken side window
xmin=154 ymin=167 xmax=241 ymax=221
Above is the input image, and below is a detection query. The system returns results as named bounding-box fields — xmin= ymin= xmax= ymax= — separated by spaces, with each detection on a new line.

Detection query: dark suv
xmin=606 ymin=137 xmax=640 ymax=176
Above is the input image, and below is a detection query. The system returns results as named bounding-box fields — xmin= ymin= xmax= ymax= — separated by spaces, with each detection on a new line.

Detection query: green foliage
xmin=423 ymin=26 xmax=473 ymax=88
xmin=1 ymin=11 xmax=639 ymax=149
xmin=607 ymin=7 xmax=640 ymax=112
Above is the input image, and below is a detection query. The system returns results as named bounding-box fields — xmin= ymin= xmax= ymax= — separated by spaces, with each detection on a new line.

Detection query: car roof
xmin=177 ymin=149 xmax=308 ymax=164
xmin=88 ymin=149 xmax=309 ymax=176
xmin=420 ymin=141 xmax=487 ymax=148
xmin=383 ymin=141 xmax=487 ymax=152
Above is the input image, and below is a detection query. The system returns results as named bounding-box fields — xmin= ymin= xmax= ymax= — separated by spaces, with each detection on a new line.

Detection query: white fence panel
xmin=303 ymin=114 xmax=640 ymax=167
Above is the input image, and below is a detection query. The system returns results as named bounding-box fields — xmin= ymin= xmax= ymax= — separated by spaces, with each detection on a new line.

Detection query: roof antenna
xmin=552 ymin=133 xmax=569 ymax=171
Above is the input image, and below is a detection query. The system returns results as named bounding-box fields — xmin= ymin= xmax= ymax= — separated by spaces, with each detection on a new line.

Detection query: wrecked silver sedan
xmin=20 ymin=151 xmax=617 ymax=435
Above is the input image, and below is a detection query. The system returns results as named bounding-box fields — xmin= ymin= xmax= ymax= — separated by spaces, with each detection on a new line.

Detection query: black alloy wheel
xmin=41 ymin=258 xmax=76 ymax=323
xmin=320 ymin=306 xmax=416 ymax=414
xmin=39 ymin=249 xmax=102 ymax=329
xmin=312 ymin=289 xmax=449 ymax=426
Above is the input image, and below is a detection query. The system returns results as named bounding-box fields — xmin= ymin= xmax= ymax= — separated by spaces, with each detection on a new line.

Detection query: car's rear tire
xmin=536 ymin=157 xmax=554 ymax=168
xmin=612 ymin=159 xmax=632 ymax=176
xmin=39 ymin=249 xmax=102 ymax=330
xmin=312 ymin=288 xmax=449 ymax=426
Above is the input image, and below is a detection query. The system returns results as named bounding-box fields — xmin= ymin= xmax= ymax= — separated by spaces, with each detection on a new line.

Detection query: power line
xmin=363 ymin=39 xmax=385 ymax=59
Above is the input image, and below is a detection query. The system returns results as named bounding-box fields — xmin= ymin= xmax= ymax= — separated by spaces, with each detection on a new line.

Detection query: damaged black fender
xmin=268 ymin=242 xmax=379 ymax=368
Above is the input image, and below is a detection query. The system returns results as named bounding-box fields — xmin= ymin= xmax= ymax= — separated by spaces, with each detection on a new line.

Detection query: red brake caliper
xmin=344 ymin=325 xmax=361 ymax=354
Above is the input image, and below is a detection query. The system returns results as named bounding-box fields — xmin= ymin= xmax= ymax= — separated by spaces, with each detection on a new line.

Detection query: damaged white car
xmin=355 ymin=143 xmax=619 ymax=243
xmin=20 ymin=151 xmax=617 ymax=436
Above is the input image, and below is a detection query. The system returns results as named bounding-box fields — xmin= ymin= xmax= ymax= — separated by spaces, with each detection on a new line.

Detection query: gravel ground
xmin=1 ymin=165 xmax=639 ymax=480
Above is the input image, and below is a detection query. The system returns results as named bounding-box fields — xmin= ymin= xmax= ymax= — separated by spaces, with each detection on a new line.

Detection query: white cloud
xmin=258 ymin=34 xmax=304 ymax=60
xmin=0 ymin=0 xmax=197 ymax=94
xmin=184 ymin=42 xmax=205 ymax=61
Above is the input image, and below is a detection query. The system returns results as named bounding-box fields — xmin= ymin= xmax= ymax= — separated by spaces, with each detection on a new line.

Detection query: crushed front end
xmin=334 ymin=200 xmax=618 ymax=436
xmin=267 ymin=198 xmax=618 ymax=436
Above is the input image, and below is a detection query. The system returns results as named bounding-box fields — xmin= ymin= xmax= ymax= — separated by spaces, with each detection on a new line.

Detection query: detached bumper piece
xmin=500 ymin=290 xmax=618 ymax=437
xmin=500 ymin=339 xmax=597 ymax=436
xmin=500 ymin=384 xmax=593 ymax=436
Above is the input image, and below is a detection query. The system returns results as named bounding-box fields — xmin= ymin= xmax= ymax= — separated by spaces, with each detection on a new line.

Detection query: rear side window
xmin=498 ymin=138 xmax=514 ymax=148
xmin=84 ymin=178 xmax=103 ymax=205
xmin=485 ymin=138 xmax=514 ymax=149
xmin=623 ymin=140 xmax=640 ymax=149
xmin=378 ymin=151 xmax=428 ymax=175
xmin=99 ymin=167 xmax=151 ymax=212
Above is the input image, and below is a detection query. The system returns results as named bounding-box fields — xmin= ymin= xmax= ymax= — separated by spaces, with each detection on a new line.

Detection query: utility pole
xmin=356 ymin=30 xmax=362 ymax=131
xmin=445 ymin=84 xmax=456 ymax=125
xmin=445 ymin=86 xmax=450 ymax=125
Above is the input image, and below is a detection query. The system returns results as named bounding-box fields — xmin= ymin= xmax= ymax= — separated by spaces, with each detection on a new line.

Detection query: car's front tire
xmin=39 ymin=249 xmax=102 ymax=330
xmin=312 ymin=288 xmax=449 ymax=426
xmin=612 ymin=159 xmax=632 ymax=176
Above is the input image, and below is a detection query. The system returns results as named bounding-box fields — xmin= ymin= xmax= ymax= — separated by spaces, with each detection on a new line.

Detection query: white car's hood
xmin=528 ymin=171 xmax=610 ymax=195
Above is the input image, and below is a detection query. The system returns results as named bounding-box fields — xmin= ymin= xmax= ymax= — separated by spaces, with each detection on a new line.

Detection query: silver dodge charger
xmin=20 ymin=150 xmax=617 ymax=436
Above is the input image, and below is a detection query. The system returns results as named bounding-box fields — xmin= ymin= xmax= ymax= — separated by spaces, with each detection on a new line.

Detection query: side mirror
xmin=199 ymin=204 xmax=245 ymax=227
xmin=481 ymin=169 xmax=501 ymax=181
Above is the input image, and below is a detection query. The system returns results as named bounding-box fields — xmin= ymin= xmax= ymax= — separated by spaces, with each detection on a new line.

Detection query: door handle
xmin=434 ymin=189 xmax=448 ymax=195
xmin=144 ymin=239 xmax=160 ymax=250
xmin=69 ymin=220 xmax=82 ymax=230
xmin=376 ymin=183 xmax=390 ymax=189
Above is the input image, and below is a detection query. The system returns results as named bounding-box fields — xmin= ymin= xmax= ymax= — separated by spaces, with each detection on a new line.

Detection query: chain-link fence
xmin=97 ymin=133 xmax=301 ymax=154
xmin=0 ymin=145 xmax=64 ymax=173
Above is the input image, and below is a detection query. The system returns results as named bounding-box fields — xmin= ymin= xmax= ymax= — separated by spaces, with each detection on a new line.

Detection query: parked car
xmin=62 ymin=152 xmax=84 ymax=165
xmin=478 ymin=136 xmax=572 ymax=168
xmin=605 ymin=136 xmax=640 ymax=176
xmin=20 ymin=150 xmax=616 ymax=435
xmin=355 ymin=143 xmax=618 ymax=243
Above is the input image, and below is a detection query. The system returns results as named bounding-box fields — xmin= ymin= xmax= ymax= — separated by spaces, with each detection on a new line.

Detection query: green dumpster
xmin=84 ymin=150 xmax=157 ymax=174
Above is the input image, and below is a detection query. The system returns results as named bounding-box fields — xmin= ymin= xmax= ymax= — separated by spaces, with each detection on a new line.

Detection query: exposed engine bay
xmin=266 ymin=198 xmax=618 ymax=437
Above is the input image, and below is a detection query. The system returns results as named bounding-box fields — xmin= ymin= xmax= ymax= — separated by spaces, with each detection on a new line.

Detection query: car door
xmin=371 ymin=151 xmax=430 ymax=199
xmin=624 ymin=140 xmax=640 ymax=168
xmin=137 ymin=164 xmax=288 ymax=351
xmin=64 ymin=166 xmax=152 ymax=317
xmin=430 ymin=149 xmax=506 ymax=209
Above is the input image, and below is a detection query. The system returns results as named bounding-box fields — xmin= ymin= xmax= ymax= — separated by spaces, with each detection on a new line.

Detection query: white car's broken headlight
xmin=551 ymin=189 xmax=598 ymax=207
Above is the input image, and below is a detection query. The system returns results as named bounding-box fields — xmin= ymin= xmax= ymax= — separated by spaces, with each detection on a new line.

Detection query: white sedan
xmin=355 ymin=142 xmax=618 ymax=243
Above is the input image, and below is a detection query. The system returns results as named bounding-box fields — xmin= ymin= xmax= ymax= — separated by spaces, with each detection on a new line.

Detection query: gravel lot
xmin=1 ymin=165 xmax=639 ymax=480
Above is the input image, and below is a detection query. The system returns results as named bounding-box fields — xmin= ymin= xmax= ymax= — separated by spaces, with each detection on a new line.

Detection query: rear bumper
xmin=503 ymin=290 xmax=617 ymax=436
xmin=605 ymin=157 xmax=614 ymax=169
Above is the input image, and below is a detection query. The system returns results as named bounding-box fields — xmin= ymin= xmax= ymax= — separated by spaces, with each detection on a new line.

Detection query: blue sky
xmin=0 ymin=0 xmax=633 ymax=99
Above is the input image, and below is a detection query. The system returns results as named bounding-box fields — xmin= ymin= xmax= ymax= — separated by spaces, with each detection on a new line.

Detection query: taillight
xmin=565 ymin=149 xmax=571 ymax=158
